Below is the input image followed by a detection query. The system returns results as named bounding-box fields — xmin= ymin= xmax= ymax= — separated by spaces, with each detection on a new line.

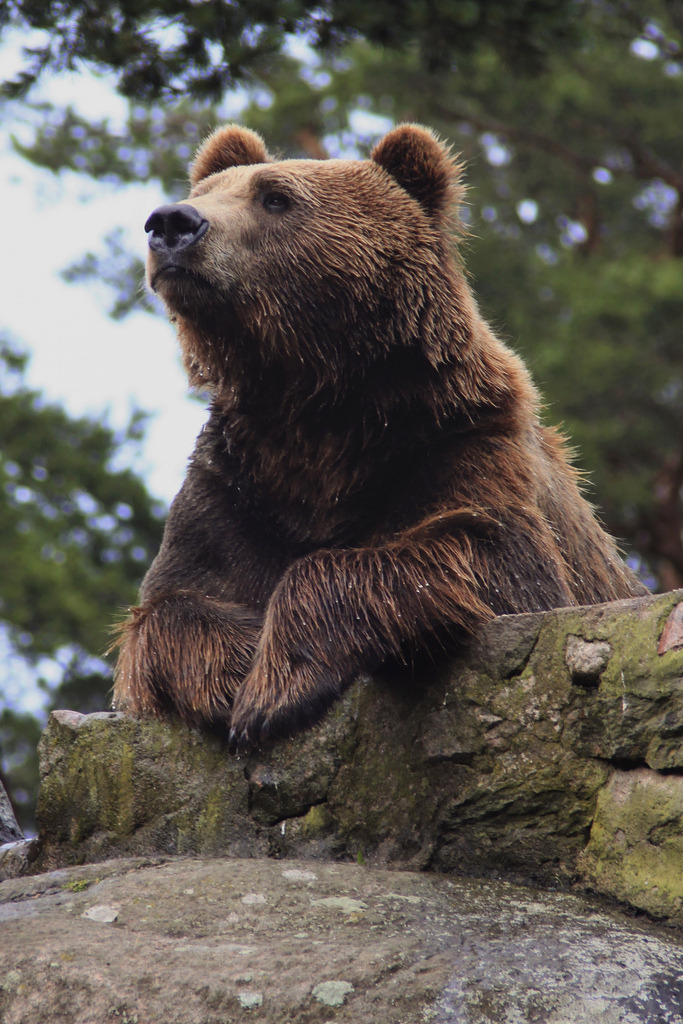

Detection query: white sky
xmin=1 ymin=42 xmax=207 ymax=506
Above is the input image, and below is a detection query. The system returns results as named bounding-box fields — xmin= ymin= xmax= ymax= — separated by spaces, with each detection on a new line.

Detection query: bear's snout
xmin=145 ymin=203 xmax=208 ymax=253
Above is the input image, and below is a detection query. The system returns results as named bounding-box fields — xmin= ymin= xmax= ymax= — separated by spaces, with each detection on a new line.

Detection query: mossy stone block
xmin=579 ymin=767 xmax=683 ymax=924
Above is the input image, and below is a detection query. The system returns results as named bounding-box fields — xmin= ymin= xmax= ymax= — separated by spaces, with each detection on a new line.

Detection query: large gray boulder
xmin=9 ymin=588 xmax=681 ymax=927
xmin=1 ymin=855 xmax=682 ymax=1024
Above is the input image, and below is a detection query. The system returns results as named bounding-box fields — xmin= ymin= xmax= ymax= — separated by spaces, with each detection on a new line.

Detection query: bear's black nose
xmin=145 ymin=204 xmax=209 ymax=251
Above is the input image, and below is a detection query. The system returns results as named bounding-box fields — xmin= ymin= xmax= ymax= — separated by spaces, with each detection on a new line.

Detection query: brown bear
xmin=113 ymin=123 xmax=646 ymax=751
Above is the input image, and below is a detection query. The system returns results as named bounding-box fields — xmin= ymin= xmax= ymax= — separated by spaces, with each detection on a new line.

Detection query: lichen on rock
xmin=1 ymin=856 xmax=682 ymax=1024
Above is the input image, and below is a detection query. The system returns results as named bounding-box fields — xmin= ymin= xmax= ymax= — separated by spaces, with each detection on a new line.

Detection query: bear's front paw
xmin=228 ymin=651 xmax=346 ymax=754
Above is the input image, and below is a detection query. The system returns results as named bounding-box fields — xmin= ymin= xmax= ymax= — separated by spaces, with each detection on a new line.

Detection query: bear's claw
xmin=227 ymin=714 xmax=272 ymax=755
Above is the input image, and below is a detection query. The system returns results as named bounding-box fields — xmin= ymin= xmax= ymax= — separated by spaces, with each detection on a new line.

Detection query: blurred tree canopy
xmin=1 ymin=0 xmax=682 ymax=822
xmin=0 ymin=343 xmax=165 ymax=829
xmin=0 ymin=346 xmax=163 ymax=662
xmin=1 ymin=0 xmax=585 ymax=99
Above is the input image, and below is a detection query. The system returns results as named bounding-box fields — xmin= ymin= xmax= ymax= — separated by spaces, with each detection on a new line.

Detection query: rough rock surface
xmin=0 ymin=781 xmax=22 ymax=846
xmin=580 ymin=767 xmax=683 ymax=920
xmin=1 ymin=855 xmax=683 ymax=1024
xmin=21 ymin=590 xmax=683 ymax=927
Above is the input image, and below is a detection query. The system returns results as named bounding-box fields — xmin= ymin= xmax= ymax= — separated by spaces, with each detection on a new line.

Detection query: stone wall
xmin=3 ymin=589 xmax=682 ymax=925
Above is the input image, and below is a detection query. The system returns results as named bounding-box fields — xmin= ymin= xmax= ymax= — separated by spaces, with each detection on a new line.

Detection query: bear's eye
xmin=262 ymin=191 xmax=290 ymax=214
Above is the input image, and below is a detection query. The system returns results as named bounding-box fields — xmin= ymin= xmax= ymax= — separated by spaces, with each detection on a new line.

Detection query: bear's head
xmin=145 ymin=124 xmax=473 ymax=392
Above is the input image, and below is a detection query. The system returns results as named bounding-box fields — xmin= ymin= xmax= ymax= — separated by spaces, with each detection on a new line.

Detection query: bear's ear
xmin=371 ymin=124 xmax=462 ymax=220
xmin=190 ymin=125 xmax=270 ymax=186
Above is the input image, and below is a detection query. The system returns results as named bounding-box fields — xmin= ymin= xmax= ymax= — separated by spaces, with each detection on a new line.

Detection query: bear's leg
xmin=113 ymin=591 xmax=263 ymax=729
xmin=228 ymin=537 xmax=493 ymax=750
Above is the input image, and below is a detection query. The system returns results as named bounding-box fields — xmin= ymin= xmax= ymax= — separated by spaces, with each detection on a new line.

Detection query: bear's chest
xmin=224 ymin=436 xmax=382 ymax=547
xmin=199 ymin=411 xmax=459 ymax=552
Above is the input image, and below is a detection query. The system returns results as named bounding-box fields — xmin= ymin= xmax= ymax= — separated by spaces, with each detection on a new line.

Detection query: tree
xmin=0 ymin=342 xmax=165 ymax=829
xmin=1 ymin=1 xmax=585 ymax=100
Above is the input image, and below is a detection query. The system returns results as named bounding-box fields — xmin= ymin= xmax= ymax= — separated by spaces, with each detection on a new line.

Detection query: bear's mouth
xmin=150 ymin=263 xmax=214 ymax=296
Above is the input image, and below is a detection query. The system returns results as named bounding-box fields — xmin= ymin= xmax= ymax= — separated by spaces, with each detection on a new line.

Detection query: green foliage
xmin=0 ymin=342 xmax=164 ymax=662
xmin=12 ymin=101 xmax=218 ymax=191
xmin=61 ymin=230 xmax=155 ymax=320
xmin=468 ymin=238 xmax=683 ymax=563
xmin=0 ymin=342 xmax=165 ymax=830
xmin=1 ymin=0 xmax=584 ymax=101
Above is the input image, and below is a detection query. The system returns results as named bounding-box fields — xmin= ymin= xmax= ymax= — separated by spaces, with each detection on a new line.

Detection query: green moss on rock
xmin=579 ymin=768 xmax=683 ymax=923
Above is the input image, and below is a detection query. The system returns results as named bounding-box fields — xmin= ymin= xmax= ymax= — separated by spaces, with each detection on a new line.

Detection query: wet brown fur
xmin=113 ymin=124 xmax=646 ymax=749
